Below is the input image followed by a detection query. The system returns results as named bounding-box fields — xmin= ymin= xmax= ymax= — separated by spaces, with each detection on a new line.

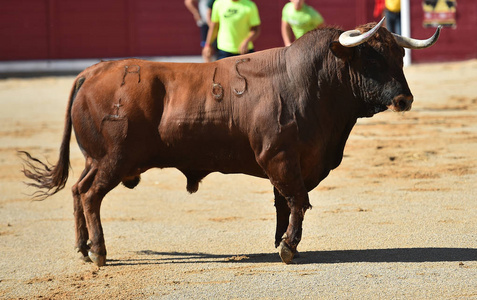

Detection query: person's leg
xmin=385 ymin=10 xmax=395 ymax=32
xmin=394 ymin=12 xmax=401 ymax=35
xmin=385 ymin=10 xmax=401 ymax=34
xmin=200 ymin=24 xmax=209 ymax=48
xmin=216 ymin=48 xmax=255 ymax=60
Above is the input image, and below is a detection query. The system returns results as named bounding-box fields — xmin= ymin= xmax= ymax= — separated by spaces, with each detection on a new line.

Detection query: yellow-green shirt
xmin=385 ymin=0 xmax=401 ymax=13
xmin=282 ymin=2 xmax=324 ymax=39
xmin=211 ymin=0 xmax=261 ymax=53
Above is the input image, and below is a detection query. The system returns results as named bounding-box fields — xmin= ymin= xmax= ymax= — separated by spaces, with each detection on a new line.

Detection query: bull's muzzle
xmin=389 ymin=94 xmax=414 ymax=112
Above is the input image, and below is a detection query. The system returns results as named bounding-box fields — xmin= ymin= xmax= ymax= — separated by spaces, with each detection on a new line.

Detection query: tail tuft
xmin=19 ymin=151 xmax=69 ymax=200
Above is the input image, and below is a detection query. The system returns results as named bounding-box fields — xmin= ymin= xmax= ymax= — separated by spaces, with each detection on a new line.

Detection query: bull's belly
xmin=155 ymin=145 xmax=265 ymax=177
xmin=155 ymin=126 xmax=266 ymax=177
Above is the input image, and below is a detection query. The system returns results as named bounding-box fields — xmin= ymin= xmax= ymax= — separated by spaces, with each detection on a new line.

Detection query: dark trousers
xmin=199 ymin=24 xmax=209 ymax=47
xmin=385 ymin=10 xmax=401 ymax=35
xmin=217 ymin=49 xmax=255 ymax=60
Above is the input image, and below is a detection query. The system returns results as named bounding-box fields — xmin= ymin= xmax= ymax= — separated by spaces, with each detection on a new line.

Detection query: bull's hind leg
xmin=72 ymin=162 xmax=94 ymax=262
xmin=76 ymin=160 xmax=122 ymax=266
xmin=72 ymin=157 xmax=100 ymax=262
xmin=82 ymin=188 xmax=107 ymax=266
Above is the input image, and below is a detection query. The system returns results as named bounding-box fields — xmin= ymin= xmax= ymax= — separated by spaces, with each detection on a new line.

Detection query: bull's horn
xmin=392 ymin=26 xmax=442 ymax=49
xmin=339 ymin=17 xmax=385 ymax=47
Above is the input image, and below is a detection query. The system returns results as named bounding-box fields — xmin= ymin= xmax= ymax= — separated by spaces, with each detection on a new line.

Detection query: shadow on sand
xmin=107 ymin=247 xmax=477 ymax=266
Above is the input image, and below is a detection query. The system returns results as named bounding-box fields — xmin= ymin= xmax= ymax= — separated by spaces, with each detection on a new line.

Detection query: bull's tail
xmin=19 ymin=76 xmax=85 ymax=200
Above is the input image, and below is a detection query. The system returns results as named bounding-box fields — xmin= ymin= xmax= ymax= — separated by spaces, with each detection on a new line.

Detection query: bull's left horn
xmin=339 ymin=17 xmax=385 ymax=47
xmin=392 ymin=26 xmax=442 ymax=49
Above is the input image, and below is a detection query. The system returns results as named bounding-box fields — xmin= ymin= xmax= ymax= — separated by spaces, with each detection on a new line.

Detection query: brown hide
xmin=20 ymin=23 xmax=429 ymax=266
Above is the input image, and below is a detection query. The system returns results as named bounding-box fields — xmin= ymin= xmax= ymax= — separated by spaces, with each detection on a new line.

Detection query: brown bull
xmin=20 ymin=19 xmax=440 ymax=266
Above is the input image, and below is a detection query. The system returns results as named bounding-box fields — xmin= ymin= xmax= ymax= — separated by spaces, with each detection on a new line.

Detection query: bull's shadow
xmin=107 ymin=248 xmax=477 ymax=266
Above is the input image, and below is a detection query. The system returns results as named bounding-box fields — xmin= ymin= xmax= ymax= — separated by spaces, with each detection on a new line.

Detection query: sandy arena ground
xmin=0 ymin=59 xmax=476 ymax=299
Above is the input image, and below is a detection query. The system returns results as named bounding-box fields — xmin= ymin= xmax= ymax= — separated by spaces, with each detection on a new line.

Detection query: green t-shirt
xmin=282 ymin=2 xmax=324 ymax=39
xmin=211 ymin=0 xmax=261 ymax=53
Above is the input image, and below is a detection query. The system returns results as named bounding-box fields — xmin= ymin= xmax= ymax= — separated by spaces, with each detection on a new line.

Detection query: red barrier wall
xmin=0 ymin=0 xmax=475 ymax=63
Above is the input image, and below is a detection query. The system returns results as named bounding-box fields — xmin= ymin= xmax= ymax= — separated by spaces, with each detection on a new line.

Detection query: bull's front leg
xmin=278 ymin=190 xmax=310 ymax=264
xmin=274 ymin=187 xmax=290 ymax=248
xmin=259 ymin=150 xmax=311 ymax=264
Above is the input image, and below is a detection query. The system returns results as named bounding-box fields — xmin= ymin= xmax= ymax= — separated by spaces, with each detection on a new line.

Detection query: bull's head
xmin=329 ymin=18 xmax=441 ymax=117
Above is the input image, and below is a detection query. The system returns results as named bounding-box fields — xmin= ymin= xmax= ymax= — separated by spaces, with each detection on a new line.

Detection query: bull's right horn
xmin=339 ymin=17 xmax=385 ymax=47
xmin=392 ymin=26 xmax=442 ymax=49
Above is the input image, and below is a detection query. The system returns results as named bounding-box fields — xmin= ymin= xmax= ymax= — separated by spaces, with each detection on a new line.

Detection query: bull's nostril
xmin=393 ymin=95 xmax=413 ymax=111
xmin=398 ymin=99 xmax=407 ymax=111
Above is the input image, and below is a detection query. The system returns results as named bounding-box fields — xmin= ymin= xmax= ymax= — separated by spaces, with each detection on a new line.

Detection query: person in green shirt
xmin=281 ymin=0 xmax=325 ymax=46
xmin=202 ymin=0 xmax=261 ymax=60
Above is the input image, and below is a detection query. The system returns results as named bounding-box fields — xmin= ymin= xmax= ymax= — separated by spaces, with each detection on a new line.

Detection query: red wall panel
xmin=253 ymin=1 xmax=283 ymax=51
xmin=0 ymin=0 xmax=49 ymax=60
xmin=131 ymin=0 xmax=198 ymax=56
xmin=52 ymin=0 xmax=129 ymax=58
xmin=0 ymin=0 xmax=475 ymax=63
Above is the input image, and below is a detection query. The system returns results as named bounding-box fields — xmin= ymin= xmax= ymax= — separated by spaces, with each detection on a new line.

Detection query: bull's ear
xmin=330 ymin=41 xmax=354 ymax=61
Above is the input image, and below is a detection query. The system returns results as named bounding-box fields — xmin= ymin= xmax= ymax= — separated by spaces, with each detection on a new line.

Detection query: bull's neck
xmin=282 ymin=35 xmax=359 ymax=171
xmin=283 ymin=35 xmax=359 ymax=122
xmin=283 ymin=42 xmax=322 ymax=90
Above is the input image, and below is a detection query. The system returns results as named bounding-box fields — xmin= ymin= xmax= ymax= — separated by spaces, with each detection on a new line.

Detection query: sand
xmin=0 ymin=59 xmax=476 ymax=299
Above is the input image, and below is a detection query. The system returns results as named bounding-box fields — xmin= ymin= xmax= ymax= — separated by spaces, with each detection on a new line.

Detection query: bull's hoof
xmin=78 ymin=252 xmax=93 ymax=263
xmin=88 ymin=251 xmax=106 ymax=267
xmin=76 ymin=247 xmax=92 ymax=263
xmin=278 ymin=240 xmax=295 ymax=264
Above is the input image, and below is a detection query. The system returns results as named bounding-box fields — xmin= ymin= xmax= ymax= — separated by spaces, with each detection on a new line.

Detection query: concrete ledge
xmin=0 ymin=56 xmax=203 ymax=78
